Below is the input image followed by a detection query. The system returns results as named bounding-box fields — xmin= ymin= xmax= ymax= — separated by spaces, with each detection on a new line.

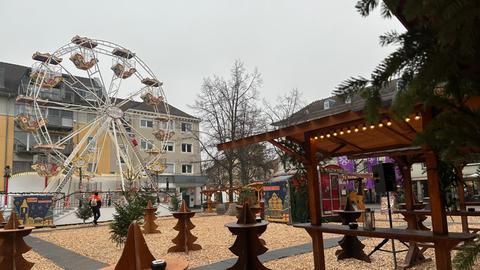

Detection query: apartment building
xmin=0 ymin=61 xmax=207 ymax=207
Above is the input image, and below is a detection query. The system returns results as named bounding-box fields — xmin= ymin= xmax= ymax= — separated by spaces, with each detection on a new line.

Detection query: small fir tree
xmin=75 ymin=199 xmax=93 ymax=223
xmin=110 ymin=185 xmax=156 ymax=245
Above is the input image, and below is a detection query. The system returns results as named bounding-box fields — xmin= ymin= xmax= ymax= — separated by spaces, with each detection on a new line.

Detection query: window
xmin=323 ymin=99 xmax=335 ymax=110
xmin=181 ymin=122 xmax=192 ymax=132
xmin=324 ymin=100 xmax=330 ymax=110
xmin=181 ymin=164 xmax=193 ymax=174
xmin=140 ymin=119 xmax=153 ymax=128
xmin=160 ymin=120 xmax=175 ymax=130
xmin=140 ymin=139 xmax=153 ymax=150
xmin=345 ymin=96 xmax=352 ymax=104
xmin=163 ymin=142 xmax=174 ymax=152
xmin=181 ymin=143 xmax=192 ymax=153
xmin=164 ymin=163 xmax=175 ymax=174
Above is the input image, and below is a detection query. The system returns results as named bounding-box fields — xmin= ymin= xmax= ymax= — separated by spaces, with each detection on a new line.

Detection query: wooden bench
xmin=294 ymin=222 xmax=476 ymax=262
xmin=394 ymin=210 xmax=480 ymax=217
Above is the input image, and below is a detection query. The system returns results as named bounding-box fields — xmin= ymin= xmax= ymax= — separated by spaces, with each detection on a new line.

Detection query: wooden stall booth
xmin=218 ymin=89 xmax=480 ymax=269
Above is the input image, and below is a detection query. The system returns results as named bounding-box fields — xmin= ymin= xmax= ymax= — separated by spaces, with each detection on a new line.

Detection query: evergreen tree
xmin=110 ymin=185 xmax=156 ymax=245
xmin=334 ymin=0 xmax=480 ymax=164
xmin=75 ymin=199 xmax=93 ymax=223
xmin=335 ymin=1 xmax=480 ymax=267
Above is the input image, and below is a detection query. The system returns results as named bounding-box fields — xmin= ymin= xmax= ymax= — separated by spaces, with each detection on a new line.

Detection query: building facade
xmin=0 ymin=61 xmax=207 ymax=207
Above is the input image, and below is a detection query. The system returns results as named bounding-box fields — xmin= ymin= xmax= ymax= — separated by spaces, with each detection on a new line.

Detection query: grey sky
xmin=0 ymin=0 xmax=404 ymax=115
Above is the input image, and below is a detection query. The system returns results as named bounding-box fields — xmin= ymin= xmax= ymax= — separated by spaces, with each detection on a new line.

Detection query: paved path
xmin=190 ymin=236 xmax=356 ymax=270
xmin=25 ymin=235 xmax=108 ymax=270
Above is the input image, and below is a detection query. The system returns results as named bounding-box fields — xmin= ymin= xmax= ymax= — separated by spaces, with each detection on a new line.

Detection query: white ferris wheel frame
xmin=25 ymin=37 xmax=173 ymax=194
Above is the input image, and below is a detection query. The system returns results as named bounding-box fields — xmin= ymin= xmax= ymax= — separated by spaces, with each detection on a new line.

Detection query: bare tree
xmin=263 ymin=88 xmax=306 ymax=170
xmin=191 ymin=60 xmax=269 ymax=202
xmin=263 ymin=88 xmax=305 ymax=129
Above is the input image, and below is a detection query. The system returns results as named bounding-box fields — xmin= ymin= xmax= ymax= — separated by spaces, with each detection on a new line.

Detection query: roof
xmin=118 ymin=98 xmax=199 ymax=120
xmin=0 ymin=61 xmax=198 ymax=120
xmin=0 ymin=62 xmax=29 ymax=95
xmin=273 ymin=80 xmax=398 ymax=127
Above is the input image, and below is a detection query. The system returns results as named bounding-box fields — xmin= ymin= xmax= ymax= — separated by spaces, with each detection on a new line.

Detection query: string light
xmin=314 ymin=117 xmax=411 ymax=138
xmin=414 ymin=113 xmax=421 ymax=120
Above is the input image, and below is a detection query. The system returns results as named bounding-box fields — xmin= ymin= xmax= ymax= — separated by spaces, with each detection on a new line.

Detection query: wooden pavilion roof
xmin=218 ymin=106 xmax=424 ymax=159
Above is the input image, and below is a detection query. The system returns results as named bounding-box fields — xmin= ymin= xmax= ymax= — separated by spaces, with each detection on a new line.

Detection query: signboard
xmin=13 ymin=195 xmax=54 ymax=227
xmin=264 ymin=180 xmax=290 ymax=223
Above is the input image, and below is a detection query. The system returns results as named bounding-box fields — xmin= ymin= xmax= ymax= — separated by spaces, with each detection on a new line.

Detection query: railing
xmin=0 ymin=190 xmax=177 ymax=222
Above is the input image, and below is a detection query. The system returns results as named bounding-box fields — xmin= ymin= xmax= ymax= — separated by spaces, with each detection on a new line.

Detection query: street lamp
xmin=74 ymin=158 xmax=86 ymax=207
xmin=74 ymin=158 xmax=86 ymax=191
xmin=3 ymin=166 xmax=11 ymax=206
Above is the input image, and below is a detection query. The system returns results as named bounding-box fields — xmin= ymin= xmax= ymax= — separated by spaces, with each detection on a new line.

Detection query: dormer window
xmin=345 ymin=96 xmax=352 ymax=104
xmin=324 ymin=100 xmax=330 ymax=110
xmin=324 ymin=99 xmax=335 ymax=110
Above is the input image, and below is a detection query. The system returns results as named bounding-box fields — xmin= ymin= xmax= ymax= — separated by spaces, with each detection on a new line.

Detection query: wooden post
xmin=397 ymin=157 xmax=417 ymax=230
xmin=304 ymin=134 xmax=325 ymax=270
xmin=455 ymin=165 xmax=468 ymax=233
xmin=397 ymin=156 xmax=429 ymax=268
xmin=422 ymin=109 xmax=451 ymax=270
xmin=425 ymin=151 xmax=451 ymax=270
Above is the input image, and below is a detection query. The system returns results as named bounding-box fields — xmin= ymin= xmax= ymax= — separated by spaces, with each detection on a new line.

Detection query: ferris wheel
xmin=16 ymin=36 xmax=174 ymax=194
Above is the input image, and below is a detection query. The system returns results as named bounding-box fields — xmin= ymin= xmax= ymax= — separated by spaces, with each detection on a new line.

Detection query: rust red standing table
xmin=332 ymin=210 xmax=370 ymax=262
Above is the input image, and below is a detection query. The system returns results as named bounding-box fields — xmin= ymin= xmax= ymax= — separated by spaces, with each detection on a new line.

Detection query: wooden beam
xmin=422 ymin=108 xmax=451 ymax=270
xmin=380 ymin=125 xmax=414 ymax=143
xmin=328 ymin=144 xmax=347 ymax=155
xmin=392 ymin=119 xmax=418 ymax=138
xmin=327 ymin=136 xmax=365 ymax=151
xmin=348 ymin=146 xmax=423 ymax=160
xmin=304 ymin=134 xmax=325 ymax=270
xmin=455 ymin=165 xmax=468 ymax=233
xmin=268 ymin=139 xmax=305 ymax=162
xmin=217 ymin=111 xmax=368 ymax=151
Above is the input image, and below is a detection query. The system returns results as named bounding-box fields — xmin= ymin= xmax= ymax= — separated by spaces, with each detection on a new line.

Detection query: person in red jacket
xmin=89 ymin=192 xmax=102 ymax=225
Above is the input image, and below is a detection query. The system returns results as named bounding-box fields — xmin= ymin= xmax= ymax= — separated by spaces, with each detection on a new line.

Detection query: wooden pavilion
xmin=218 ymin=85 xmax=480 ymax=269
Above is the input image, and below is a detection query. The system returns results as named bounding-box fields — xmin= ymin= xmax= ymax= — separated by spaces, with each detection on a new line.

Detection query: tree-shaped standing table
xmin=100 ymin=222 xmax=188 ymax=270
xmin=0 ymin=212 xmax=35 ymax=270
xmin=332 ymin=197 xmax=370 ymax=262
xmin=168 ymin=200 xmax=202 ymax=254
xmin=225 ymin=202 xmax=270 ymax=270
xmin=143 ymin=200 xmax=160 ymax=234
xmin=201 ymin=189 xmax=215 ymax=213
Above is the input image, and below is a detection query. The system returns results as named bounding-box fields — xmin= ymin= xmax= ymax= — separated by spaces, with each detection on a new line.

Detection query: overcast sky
xmin=0 ymin=0 xmax=404 ymax=115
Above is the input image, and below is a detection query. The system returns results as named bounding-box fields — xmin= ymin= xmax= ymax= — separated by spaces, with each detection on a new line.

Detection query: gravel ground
xmin=33 ymin=214 xmax=338 ymax=268
xmin=30 ymin=214 xmax=480 ymax=269
xmin=24 ymin=250 xmax=62 ymax=270
xmin=265 ymin=219 xmax=480 ymax=270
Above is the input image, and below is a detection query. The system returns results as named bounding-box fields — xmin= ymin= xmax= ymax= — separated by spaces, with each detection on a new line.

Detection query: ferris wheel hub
xmin=105 ymin=106 xmax=124 ymax=119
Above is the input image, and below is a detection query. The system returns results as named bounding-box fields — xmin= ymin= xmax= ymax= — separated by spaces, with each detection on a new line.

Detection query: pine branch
xmin=355 ymin=0 xmax=380 ymax=17
xmin=453 ymin=236 xmax=480 ymax=270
